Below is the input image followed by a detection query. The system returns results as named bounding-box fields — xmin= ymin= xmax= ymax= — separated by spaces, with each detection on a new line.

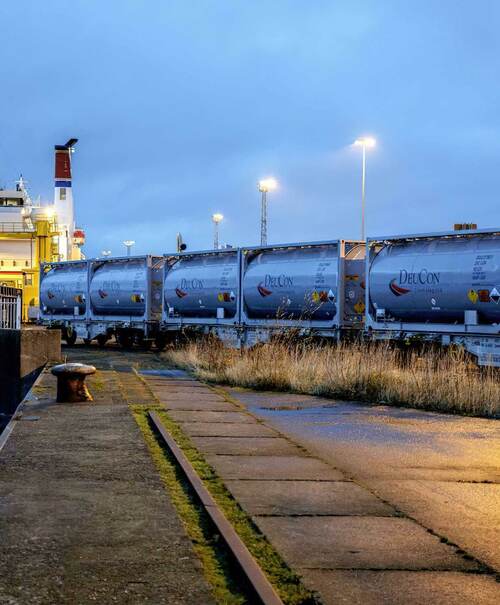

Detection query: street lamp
xmin=212 ymin=213 xmax=224 ymax=250
xmin=353 ymin=137 xmax=376 ymax=241
xmin=101 ymin=250 xmax=112 ymax=257
xmin=123 ymin=240 xmax=135 ymax=256
xmin=258 ymin=177 xmax=278 ymax=246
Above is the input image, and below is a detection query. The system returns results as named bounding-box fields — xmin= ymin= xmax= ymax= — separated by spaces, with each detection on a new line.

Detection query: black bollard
xmin=51 ymin=363 xmax=97 ymax=403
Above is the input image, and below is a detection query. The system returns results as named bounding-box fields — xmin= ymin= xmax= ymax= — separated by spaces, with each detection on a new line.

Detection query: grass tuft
xmin=162 ymin=338 xmax=500 ymax=418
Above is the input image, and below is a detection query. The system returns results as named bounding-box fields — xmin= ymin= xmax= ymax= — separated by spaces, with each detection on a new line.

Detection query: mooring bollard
xmin=51 ymin=363 xmax=96 ymax=403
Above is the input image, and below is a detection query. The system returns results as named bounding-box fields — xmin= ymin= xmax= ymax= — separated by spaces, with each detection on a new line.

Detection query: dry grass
xmin=162 ymin=337 xmax=500 ymax=418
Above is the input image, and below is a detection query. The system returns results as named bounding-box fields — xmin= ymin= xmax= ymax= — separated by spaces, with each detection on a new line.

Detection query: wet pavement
xmin=2 ymin=343 xmax=498 ymax=605
xmin=228 ymin=388 xmax=500 ymax=577
xmin=137 ymin=358 xmax=500 ymax=604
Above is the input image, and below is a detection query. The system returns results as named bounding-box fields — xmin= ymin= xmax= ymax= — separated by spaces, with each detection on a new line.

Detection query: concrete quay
xmin=0 ymin=345 xmax=499 ymax=604
xmin=0 ymin=349 xmax=213 ymax=605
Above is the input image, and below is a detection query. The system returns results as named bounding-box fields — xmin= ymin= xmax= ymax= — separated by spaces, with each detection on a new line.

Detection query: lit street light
xmin=44 ymin=206 xmax=55 ymax=219
xmin=258 ymin=177 xmax=278 ymax=246
xmin=212 ymin=213 xmax=224 ymax=250
xmin=353 ymin=137 xmax=376 ymax=241
xmin=101 ymin=250 xmax=112 ymax=257
xmin=123 ymin=240 xmax=135 ymax=256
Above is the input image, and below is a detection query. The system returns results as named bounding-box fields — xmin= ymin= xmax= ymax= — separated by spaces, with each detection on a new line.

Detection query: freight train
xmin=39 ymin=227 xmax=500 ymax=366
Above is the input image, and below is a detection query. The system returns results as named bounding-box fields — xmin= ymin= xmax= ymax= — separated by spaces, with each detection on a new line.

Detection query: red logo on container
xmin=175 ymin=287 xmax=188 ymax=298
xmin=98 ymin=289 xmax=108 ymax=299
xmin=257 ymin=282 xmax=272 ymax=297
xmin=389 ymin=279 xmax=410 ymax=296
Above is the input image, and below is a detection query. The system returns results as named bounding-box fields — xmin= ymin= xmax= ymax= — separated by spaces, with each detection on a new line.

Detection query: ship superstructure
xmin=0 ymin=139 xmax=85 ymax=320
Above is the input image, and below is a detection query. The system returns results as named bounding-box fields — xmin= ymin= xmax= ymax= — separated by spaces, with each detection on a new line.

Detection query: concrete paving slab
xmin=225 ymin=480 xmax=395 ymax=516
xmin=0 ymin=449 xmax=159 ymax=483
xmin=205 ymin=454 xmax=345 ymax=480
xmin=155 ymin=393 xmax=225 ymax=401
xmin=182 ymin=422 xmax=277 ymax=437
xmin=228 ymin=388 xmax=328 ymax=410
xmin=161 ymin=400 xmax=238 ymax=412
xmin=369 ymin=479 xmax=500 ymax=573
xmin=40 ymin=559 xmax=209 ymax=605
xmin=253 ymin=516 xmax=478 ymax=570
xmin=155 ymin=387 xmax=218 ymax=394
xmin=299 ymin=570 xmax=500 ymax=605
xmin=190 ymin=435 xmax=303 ymax=456
xmin=144 ymin=378 xmax=209 ymax=387
xmin=169 ymin=410 xmax=255 ymax=424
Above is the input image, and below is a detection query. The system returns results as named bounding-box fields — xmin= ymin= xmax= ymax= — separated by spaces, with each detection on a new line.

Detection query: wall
xmin=0 ymin=328 xmax=61 ymax=427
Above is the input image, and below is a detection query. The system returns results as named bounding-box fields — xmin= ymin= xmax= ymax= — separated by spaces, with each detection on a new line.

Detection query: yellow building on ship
xmin=0 ymin=140 xmax=84 ymax=321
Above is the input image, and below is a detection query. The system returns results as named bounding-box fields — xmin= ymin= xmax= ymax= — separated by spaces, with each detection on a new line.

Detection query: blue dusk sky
xmin=0 ymin=1 xmax=498 ymax=256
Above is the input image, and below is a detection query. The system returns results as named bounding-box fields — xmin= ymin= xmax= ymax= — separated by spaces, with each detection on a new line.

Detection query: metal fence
xmin=0 ymin=285 xmax=22 ymax=329
xmin=0 ymin=222 xmax=34 ymax=233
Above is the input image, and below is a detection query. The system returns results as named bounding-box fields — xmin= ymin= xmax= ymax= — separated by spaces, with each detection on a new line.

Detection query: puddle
xmin=139 ymin=369 xmax=189 ymax=378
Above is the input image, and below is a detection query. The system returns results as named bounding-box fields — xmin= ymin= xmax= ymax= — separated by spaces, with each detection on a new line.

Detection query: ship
xmin=0 ymin=139 xmax=85 ymax=320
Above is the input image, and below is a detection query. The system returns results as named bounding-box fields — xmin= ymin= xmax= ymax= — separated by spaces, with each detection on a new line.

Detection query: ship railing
xmin=0 ymin=286 xmax=22 ymax=329
xmin=0 ymin=222 xmax=35 ymax=233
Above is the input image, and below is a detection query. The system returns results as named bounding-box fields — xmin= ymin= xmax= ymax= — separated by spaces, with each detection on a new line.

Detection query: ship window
xmin=24 ymin=275 xmax=32 ymax=286
xmin=60 ymin=188 xmax=66 ymax=200
xmin=0 ymin=198 xmax=22 ymax=206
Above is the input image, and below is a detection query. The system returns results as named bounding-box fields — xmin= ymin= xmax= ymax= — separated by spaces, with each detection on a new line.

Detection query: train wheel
xmin=65 ymin=329 xmax=77 ymax=346
xmin=155 ymin=335 xmax=168 ymax=352
xmin=133 ymin=333 xmax=152 ymax=351
xmin=97 ymin=335 xmax=108 ymax=348
xmin=117 ymin=333 xmax=133 ymax=349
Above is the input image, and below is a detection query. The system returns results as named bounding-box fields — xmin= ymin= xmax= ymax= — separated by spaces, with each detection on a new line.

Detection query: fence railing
xmin=0 ymin=222 xmax=34 ymax=233
xmin=0 ymin=285 xmax=22 ymax=329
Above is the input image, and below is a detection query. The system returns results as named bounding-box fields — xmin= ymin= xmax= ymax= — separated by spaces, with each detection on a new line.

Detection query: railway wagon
xmin=239 ymin=240 xmax=365 ymax=346
xmin=40 ymin=255 xmax=164 ymax=347
xmin=38 ymin=228 xmax=500 ymax=366
xmin=162 ymin=240 xmax=366 ymax=347
xmin=366 ymin=227 xmax=500 ymax=366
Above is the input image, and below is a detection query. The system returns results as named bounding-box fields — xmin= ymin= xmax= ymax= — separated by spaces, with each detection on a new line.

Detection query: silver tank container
xmin=90 ymin=258 xmax=148 ymax=317
xmin=164 ymin=252 xmax=238 ymax=319
xmin=369 ymin=236 xmax=500 ymax=323
xmin=243 ymin=245 xmax=339 ymax=320
xmin=40 ymin=263 xmax=87 ymax=316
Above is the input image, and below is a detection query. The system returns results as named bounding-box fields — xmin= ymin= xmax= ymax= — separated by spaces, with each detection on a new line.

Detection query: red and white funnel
xmin=54 ymin=138 xmax=78 ymax=260
xmin=55 ymin=138 xmax=77 ymax=183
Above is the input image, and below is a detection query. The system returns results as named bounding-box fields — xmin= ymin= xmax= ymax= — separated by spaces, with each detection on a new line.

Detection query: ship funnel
xmin=54 ymin=138 xmax=79 ymax=261
xmin=55 ymin=138 xmax=78 ymax=184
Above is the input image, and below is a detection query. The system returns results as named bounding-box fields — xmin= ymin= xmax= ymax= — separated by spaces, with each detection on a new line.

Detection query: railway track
xmin=148 ymin=410 xmax=285 ymax=605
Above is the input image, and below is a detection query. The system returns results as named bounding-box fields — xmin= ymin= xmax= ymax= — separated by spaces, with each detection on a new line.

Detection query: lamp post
xmin=212 ymin=213 xmax=223 ymax=250
xmin=123 ymin=240 xmax=135 ymax=256
xmin=353 ymin=137 xmax=376 ymax=241
xmin=258 ymin=177 xmax=278 ymax=246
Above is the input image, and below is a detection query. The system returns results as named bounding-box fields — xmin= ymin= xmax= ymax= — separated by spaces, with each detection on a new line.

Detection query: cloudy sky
xmin=0 ymin=1 xmax=498 ymax=256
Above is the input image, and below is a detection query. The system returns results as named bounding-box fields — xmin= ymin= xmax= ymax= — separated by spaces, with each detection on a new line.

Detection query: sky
xmin=0 ymin=1 xmax=499 ymax=257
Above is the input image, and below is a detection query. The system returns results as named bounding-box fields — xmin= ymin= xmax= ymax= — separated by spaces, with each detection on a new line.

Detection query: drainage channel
xmin=148 ymin=411 xmax=284 ymax=605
